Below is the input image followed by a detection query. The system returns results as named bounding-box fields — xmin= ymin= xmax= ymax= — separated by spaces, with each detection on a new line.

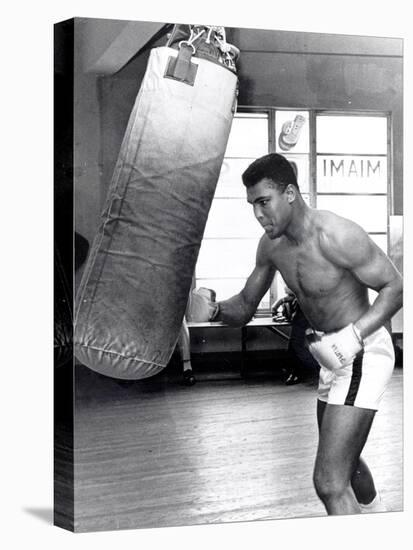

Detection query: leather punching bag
xmin=74 ymin=25 xmax=239 ymax=379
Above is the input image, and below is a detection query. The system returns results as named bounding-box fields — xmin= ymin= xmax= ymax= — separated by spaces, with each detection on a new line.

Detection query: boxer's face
xmin=247 ymin=178 xmax=294 ymax=239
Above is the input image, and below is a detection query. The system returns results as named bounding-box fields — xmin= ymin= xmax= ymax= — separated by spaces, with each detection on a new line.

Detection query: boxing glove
xmin=305 ymin=324 xmax=363 ymax=371
xmin=187 ymin=288 xmax=218 ymax=322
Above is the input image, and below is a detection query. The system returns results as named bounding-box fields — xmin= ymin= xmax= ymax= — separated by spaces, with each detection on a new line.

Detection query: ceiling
xmin=78 ymin=18 xmax=167 ymax=74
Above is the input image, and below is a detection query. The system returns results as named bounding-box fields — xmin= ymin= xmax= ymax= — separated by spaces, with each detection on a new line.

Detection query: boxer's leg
xmin=351 ymin=457 xmax=378 ymax=505
xmin=314 ymin=327 xmax=395 ymax=514
xmin=317 ymin=400 xmax=377 ymax=506
xmin=314 ymin=402 xmax=375 ymax=515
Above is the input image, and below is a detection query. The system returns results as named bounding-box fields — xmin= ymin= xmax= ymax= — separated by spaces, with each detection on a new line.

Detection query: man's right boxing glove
xmin=187 ymin=288 xmax=218 ymax=322
xmin=305 ymin=324 xmax=363 ymax=371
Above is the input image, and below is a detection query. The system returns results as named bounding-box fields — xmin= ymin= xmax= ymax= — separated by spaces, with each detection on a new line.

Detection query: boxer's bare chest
xmin=271 ymin=236 xmax=345 ymax=300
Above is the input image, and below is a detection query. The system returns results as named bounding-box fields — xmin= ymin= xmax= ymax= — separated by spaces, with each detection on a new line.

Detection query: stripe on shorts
xmin=344 ymin=349 xmax=364 ymax=406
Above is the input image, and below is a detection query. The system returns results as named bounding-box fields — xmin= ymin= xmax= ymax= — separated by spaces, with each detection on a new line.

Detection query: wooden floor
xmin=73 ymin=359 xmax=403 ymax=533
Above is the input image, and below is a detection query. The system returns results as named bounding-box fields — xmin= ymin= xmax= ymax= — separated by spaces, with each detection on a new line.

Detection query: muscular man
xmin=210 ymin=153 xmax=402 ymax=515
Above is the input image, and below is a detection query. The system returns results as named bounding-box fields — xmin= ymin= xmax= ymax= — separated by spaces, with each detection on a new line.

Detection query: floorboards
xmin=72 ymin=360 xmax=403 ymax=532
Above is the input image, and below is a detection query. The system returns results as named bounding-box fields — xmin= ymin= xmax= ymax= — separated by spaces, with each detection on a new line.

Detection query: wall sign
xmin=317 ymin=155 xmax=387 ymax=193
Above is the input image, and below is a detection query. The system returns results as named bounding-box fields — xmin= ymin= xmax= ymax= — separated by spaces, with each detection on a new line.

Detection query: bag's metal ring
xmin=178 ymin=41 xmax=196 ymax=54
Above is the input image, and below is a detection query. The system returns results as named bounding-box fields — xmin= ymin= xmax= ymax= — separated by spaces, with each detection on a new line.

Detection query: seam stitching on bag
xmin=75 ymin=344 xmax=165 ymax=367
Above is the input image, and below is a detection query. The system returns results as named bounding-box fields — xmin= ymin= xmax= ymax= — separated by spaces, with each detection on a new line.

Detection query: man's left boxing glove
xmin=305 ymin=324 xmax=363 ymax=371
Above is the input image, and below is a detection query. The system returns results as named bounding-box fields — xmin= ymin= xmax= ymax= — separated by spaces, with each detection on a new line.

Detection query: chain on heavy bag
xmin=74 ymin=24 xmax=239 ymax=379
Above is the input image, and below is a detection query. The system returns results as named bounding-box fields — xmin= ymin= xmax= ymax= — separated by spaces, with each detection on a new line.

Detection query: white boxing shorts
xmin=317 ymin=326 xmax=395 ymax=411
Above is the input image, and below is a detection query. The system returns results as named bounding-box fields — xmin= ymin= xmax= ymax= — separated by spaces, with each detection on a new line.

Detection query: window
xmin=316 ymin=114 xmax=388 ymax=253
xmin=196 ymin=113 xmax=270 ymax=307
xmin=195 ymin=110 xmax=390 ymax=314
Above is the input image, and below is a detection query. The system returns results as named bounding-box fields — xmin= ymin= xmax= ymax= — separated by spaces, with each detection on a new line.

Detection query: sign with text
xmin=317 ymin=155 xmax=387 ymax=193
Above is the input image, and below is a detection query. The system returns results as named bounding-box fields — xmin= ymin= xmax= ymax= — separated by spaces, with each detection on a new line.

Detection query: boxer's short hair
xmin=242 ymin=153 xmax=299 ymax=192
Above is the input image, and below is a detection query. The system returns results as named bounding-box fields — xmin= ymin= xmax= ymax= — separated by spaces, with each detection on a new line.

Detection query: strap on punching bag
xmin=165 ymin=43 xmax=198 ymax=85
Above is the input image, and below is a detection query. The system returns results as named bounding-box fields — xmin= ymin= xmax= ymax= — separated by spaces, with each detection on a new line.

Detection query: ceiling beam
xmin=78 ymin=18 xmax=167 ymax=75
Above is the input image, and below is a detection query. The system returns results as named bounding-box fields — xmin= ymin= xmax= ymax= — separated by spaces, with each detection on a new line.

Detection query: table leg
xmin=241 ymin=326 xmax=247 ymax=377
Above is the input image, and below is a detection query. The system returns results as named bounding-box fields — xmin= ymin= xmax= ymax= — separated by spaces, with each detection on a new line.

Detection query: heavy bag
xmin=74 ymin=26 xmax=239 ymax=379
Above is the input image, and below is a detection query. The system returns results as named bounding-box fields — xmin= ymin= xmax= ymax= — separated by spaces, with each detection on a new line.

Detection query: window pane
xmin=316 ymin=195 xmax=387 ymax=233
xmin=369 ymin=233 xmax=388 ymax=253
xmin=197 ymin=239 xmax=258 ymax=278
xmin=276 ymin=110 xmax=309 ymax=154
xmin=273 ymin=272 xmax=288 ymax=303
xmin=368 ymin=289 xmax=378 ymax=305
xmin=215 ymin=158 xmax=253 ymax=198
xmin=284 ymin=154 xmax=310 ymax=192
xmin=316 ymin=116 xmax=387 ymax=154
xmin=258 ymin=291 xmax=271 ymax=310
xmin=196 ymin=113 xmax=271 ymax=311
xmin=317 ymin=155 xmax=387 ymax=193
xmin=224 ymin=116 xmax=269 ymax=158
xmin=204 ymin=198 xmax=262 ymax=239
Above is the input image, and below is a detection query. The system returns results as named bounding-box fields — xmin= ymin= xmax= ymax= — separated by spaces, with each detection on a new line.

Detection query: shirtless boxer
xmin=210 ymin=153 xmax=402 ymax=515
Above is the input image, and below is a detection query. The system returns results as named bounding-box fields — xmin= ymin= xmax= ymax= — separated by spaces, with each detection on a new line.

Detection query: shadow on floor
xmin=23 ymin=507 xmax=53 ymax=525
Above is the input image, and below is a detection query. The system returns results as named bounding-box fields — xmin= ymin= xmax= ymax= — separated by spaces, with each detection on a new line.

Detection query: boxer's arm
xmin=214 ymin=238 xmax=276 ymax=327
xmin=321 ymin=219 xmax=403 ymax=339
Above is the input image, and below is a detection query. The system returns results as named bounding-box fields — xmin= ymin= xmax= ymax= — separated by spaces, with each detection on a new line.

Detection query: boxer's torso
xmin=265 ymin=210 xmax=370 ymax=332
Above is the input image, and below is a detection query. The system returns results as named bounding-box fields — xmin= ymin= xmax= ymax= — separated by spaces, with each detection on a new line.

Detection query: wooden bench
xmin=185 ymin=317 xmax=291 ymax=381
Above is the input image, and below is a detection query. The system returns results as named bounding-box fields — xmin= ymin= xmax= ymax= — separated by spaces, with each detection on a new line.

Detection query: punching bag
xmin=74 ymin=25 xmax=239 ymax=379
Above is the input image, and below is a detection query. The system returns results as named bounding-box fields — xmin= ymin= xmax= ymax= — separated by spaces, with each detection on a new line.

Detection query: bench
xmin=184 ymin=317 xmax=291 ymax=383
